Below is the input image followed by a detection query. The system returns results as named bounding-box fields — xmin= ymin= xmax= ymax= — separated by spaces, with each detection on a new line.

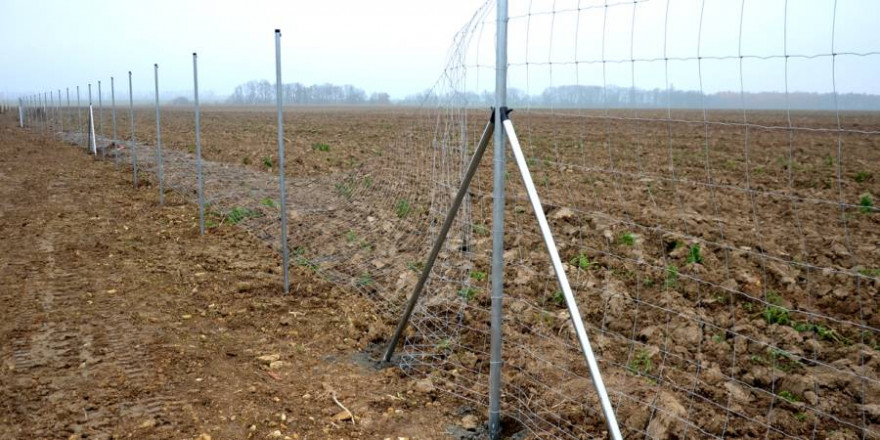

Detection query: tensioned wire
xmin=41 ymin=0 xmax=880 ymax=437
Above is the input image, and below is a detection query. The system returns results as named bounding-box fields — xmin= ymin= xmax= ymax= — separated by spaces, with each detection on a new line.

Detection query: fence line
xmin=12 ymin=2 xmax=880 ymax=438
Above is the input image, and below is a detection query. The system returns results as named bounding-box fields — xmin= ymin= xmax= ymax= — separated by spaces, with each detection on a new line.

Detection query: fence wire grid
xmin=15 ymin=0 xmax=880 ymax=439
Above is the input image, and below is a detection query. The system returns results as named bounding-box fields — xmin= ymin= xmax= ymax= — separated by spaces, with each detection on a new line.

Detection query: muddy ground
xmin=0 ymin=113 xmax=474 ymax=439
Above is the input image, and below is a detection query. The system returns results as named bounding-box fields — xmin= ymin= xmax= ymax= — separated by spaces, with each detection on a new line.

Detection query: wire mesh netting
xmin=28 ymin=0 xmax=880 ymax=438
xmin=401 ymin=1 xmax=880 ymax=438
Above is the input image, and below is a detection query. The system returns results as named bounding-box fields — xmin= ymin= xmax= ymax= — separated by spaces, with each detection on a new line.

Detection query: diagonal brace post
xmin=383 ymin=112 xmax=496 ymax=363
xmin=502 ymin=118 xmax=623 ymax=440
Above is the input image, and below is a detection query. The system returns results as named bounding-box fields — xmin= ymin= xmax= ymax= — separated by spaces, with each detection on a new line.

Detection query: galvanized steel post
xmin=154 ymin=64 xmax=164 ymax=205
xmin=488 ymin=0 xmax=508 ymax=437
xmin=193 ymin=52 xmax=205 ymax=235
xmin=275 ymin=29 xmax=290 ymax=294
xmin=129 ymin=71 xmax=138 ymax=188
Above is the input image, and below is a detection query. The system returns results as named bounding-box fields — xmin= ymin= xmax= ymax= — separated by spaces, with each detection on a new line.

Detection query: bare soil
xmin=8 ymin=105 xmax=880 ymax=440
xmin=0 ymin=113 xmax=464 ymax=439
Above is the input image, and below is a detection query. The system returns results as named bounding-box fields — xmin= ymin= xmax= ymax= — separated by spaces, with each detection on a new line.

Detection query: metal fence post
xmin=193 ymin=52 xmax=205 ymax=235
xmin=44 ymin=92 xmax=49 ymax=134
xmin=77 ymin=86 xmax=82 ymax=147
xmin=98 ymin=80 xmax=105 ymax=158
xmin=275 ymin=29 xmax=290 ymax=294
xmin=111 ymin=77 xmax=118 ymax=168
xmin=88 ymin=83 xmax=96 ymax=154
xmin=154 ymin=64 xmax=164 ymax=205
xmin=88 ymin=84 xmax=97 ymax=155
xmin=44 ymin=92 xmax=48 ymax=134
xmin=57 ymin=89 xmax=62 ymax=138
xmin=88 ymin=102 xmax=97 ymax=155
xmin=49 ymin=91 xmax=54 ymax=137
xmin=488 ymin=0 xmax=508 ymax=437
xmin=129 ymin=71 xmax=138 ymax=188
xmin=66 ymin=88 xmax=70 ymax=141
xmin=38 ymin=93 xmax=44 ymax=136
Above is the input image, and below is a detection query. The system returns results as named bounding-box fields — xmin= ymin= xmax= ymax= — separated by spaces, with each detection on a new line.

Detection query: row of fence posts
xmin=11 ymin=21 xmax=620 ymax=439
xmin=16 ymin=31 xmax=291 ymax=295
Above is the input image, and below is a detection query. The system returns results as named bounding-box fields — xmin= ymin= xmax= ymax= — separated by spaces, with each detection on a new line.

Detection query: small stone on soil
xmin=414 ymin=378 xmax=435 ymax=393
xmin=460 ymin=414 xmax=479 ymax=431
xmin=550 ymin=207 xmax=575 ymax=220
xmin=257 ymin=354 xmax=281 ymax=364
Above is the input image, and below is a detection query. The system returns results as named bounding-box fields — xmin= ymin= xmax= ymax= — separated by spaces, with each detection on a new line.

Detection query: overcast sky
xmin=2 ymin=0 xmax=878 ymax=103
xmin=0 ymin=0 xmax=487 ymax=102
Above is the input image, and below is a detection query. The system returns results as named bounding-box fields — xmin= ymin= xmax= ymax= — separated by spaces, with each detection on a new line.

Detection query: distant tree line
xmin=226 ymin=80 xmax=390 ymax=105
xmin=226 ymin=79 xmax=880 ymax=110
xmin=401 ymin=84 xmax=880 ymax=110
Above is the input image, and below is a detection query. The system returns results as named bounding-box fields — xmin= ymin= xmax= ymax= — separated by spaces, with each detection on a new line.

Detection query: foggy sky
xmin=0 ymin=0 xmax=486 ymax=102
xmin=2 ymin=0 xmax=878 ymax=104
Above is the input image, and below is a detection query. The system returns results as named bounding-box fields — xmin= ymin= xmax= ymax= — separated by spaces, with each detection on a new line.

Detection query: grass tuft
xmin=687 ymin=244 xmax=703 ymax=265
xmin=227 ymin=207 xmax=261 ymax=225
xmin=395 ymin=199 xmax=411 ymax=218
xmin=470 ymin=270 xmax=487 ymax=282
xmin=778 ymin=390 xmax=799 ymax=403
xmin=458 ymin=287 xmax=479 ymax=302
xmin=570 ymin=252 xmax=594 ymax=270
xmin=859 ymin=194 xmax=874 ymax=214
xmin=665 ymin=265 xmax=679 ymax=287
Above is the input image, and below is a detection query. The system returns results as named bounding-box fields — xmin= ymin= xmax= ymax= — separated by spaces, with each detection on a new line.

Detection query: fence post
xmin=45 ymin=92 xmax=49 ymax=134
xmin=87 ymin=84 xmax=97 ymax=155
xmin=88 ymin=102 xmax=97 ymax=155
xmin=98 ymin=80 xmax=105 ymax=158
xmin=66 ymin=88 xmax=70 ymax=141
xmin=44 ymin=92 xmax=49 ymax=135
xmin=111 ymin=77 xmax=118 ymax=169
xmin=77 ymin=86 xmax=82 ymax=147
xmin=129 ymin=71 xmax=138 ymax=188
xmin=488 ymin=0 xmax=508 ymax=437
xmin=275 ymin=29 xmax=290 ymax=294
xmin=38 ymin=93 xmax=44 ymax=136
xmin=57 ymin=90 xmax=62 ymax=139
xmin=88 ymin=83 xmax=96 ymax=154
xmin=154 ymin=64 xmax=165 ymax=205
xmin=193 ymin=52 xmax=205 ymax=235
xmin=49 ymin=91 xmax=54 ymax=137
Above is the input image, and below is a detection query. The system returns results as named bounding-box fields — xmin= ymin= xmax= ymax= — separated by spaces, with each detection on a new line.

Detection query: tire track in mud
xmin=4 ymin=209 xmax=188 ymax=439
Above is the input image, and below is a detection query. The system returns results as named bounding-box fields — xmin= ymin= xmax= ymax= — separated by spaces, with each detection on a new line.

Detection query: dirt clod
xmin=414 ymin=378 xmax=436 ymax=393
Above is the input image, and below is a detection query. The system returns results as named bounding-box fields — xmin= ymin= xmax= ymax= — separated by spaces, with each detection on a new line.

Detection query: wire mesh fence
xmin=14 ymin=1 xmax=880 ymax=438
xmin=406 ymin=1 xmax=880 ymax=438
